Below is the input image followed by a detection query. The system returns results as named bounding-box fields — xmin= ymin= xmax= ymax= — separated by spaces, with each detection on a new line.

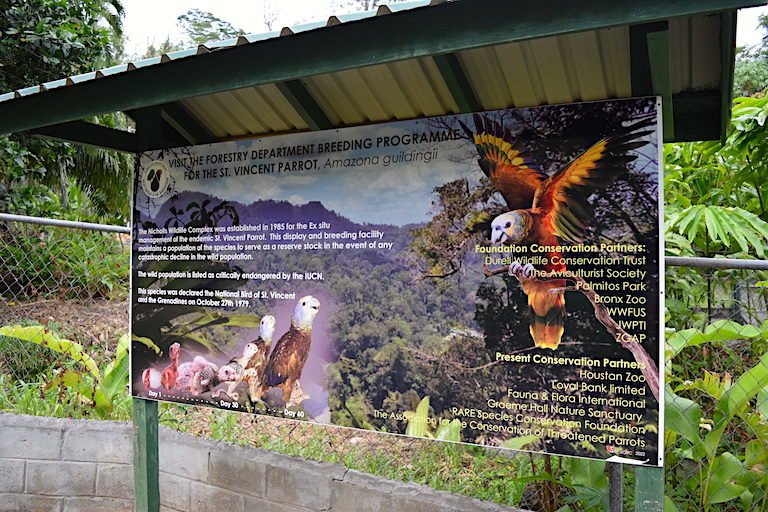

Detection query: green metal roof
xmin=0 ymin=0 xmax=763 ymax=149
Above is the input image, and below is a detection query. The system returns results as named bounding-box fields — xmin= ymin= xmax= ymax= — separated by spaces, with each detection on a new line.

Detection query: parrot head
xmin=260 ymin=314 xmax=276 ymax=343
xmin=293 ymin=295 xmax=320 ymax=330
xmin=242 ymin=342 xmax=259 ymax=361
xmin=491 ymin=211 xmax=529 ymax=245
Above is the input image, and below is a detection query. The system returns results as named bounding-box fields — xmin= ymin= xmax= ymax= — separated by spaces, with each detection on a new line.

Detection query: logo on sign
xmin=141 ymin=160 xmax=173 ymax=198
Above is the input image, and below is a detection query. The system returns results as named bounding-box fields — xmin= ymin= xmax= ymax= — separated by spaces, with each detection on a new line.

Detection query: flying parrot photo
xmin=460 ymin=113 xmax=654 ymax=350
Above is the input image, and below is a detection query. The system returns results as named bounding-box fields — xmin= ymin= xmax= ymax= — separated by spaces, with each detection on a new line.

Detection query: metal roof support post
xmin=133 ymin=398 xmax=160 ymax=512
xmin=132 ymin=110 xmax=163 ymax=512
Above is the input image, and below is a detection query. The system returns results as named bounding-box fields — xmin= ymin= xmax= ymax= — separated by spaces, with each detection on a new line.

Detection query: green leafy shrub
xmin=665 ymin=320 xmax=768 ymax=510
xmin=0 ymin=333 xmax=68 ymax=381
xmin=0 ymin=223 xmax=128 ymax=300
xmin=0 ymin=325 xmax=132 ymax=420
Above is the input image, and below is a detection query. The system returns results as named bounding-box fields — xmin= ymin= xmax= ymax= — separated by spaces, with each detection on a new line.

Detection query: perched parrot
xmin=460 ymin=114 xmax=653 ymax=349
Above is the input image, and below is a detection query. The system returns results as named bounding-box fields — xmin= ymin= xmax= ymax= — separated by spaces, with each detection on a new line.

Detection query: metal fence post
xmin=635 ymin=466 xmax=664 ymax=512
xmin=608 ymin=462 xmax=623 ymax=511
xmin=133 ymin=398 xmax=160 ymax=512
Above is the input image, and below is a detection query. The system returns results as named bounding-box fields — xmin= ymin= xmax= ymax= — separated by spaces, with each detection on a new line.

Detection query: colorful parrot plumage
xmin=461 ymin=114 xmax=654 ymax=349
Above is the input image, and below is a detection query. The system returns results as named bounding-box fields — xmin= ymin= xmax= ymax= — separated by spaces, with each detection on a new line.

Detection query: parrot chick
xmin=242 ymin=314 xmax=276 ymax=403
xmin=142 ymin=368 xmax=162 ymax=390
xmin=176 ymin=355 xmax=218 ymax=390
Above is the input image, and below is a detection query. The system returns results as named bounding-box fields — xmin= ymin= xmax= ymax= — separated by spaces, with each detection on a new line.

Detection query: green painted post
xmin=635 ymin=466 xmax=664 ymax=512
xmin=133 ymin=398 xmax=160 ymax=512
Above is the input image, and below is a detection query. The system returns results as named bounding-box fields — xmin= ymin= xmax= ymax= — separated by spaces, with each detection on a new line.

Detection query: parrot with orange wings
xmin=460 ymin=114 xmax=654 ymax=350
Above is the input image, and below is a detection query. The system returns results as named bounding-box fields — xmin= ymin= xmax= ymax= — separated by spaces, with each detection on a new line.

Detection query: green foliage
xmin=664 ymin=96 xmax=768 ymax=328
xmin=403 ymin=395 xmax=462 ymax=441
xmin=561 ymin=459 xmax=609 ymax=511
xmin=665 ymin=320 xmax=768 ymax=510
xmin=734 ymin=48 xmax=768 ymax=97
xmin=665 ymin=97 xmax=768 ymax=257
xmin=0 ymin=0 xmax=132 ymax=221
xmin=0 ymin=325 xmax=132 ymax=420
xmin=0 ymin=223 xmax=129 ymax=300
xmin=142 ymin=37 xmax=184 ymax=59
xmin=0 ymin=0 xmax=118 ymax=89
xmin=176 ymin=9 xmax=244 ymax=45
xmin=0 ymin=325 xmax=100 ymax=377
xmin=733 ymin=14 xmax=768 ymax=97
xmin=0 ymin=334 xmax=68 ymax=381
xmin=666 ymin=205 xmax=768 ymax=258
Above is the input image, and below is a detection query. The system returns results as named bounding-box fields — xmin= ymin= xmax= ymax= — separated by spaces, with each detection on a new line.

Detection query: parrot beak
xmin=491 ymin=227 xmax=506 ymax=245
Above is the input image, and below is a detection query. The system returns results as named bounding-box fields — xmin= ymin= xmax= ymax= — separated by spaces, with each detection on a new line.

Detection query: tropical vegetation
xmin=1 ymin=3 xmax=768 ymax=512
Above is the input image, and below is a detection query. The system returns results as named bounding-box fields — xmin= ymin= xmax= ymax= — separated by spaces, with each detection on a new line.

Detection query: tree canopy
xmin=0 ymin=0 xmax=131 ymax=221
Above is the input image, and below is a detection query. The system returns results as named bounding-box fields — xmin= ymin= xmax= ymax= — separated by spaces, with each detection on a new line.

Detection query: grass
xmin=0 ymin=372 xmax=132 ymax=420
xmin=159 ymin=404 xmax=531 ymax=507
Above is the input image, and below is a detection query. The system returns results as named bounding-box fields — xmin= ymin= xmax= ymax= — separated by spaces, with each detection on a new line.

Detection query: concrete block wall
xmin=0 ymin=413 xmax=528 ymax=512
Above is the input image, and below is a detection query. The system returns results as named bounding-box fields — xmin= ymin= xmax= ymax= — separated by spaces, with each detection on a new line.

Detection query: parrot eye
xmin=302 ymin=301 xmax=306 ymax=306
xmin=505 ymin=221 xmax=512 ymax=228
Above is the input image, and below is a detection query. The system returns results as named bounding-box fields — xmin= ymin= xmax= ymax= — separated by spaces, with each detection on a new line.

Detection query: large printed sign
xmin=131 ymin=97 xmax=663 ymax=465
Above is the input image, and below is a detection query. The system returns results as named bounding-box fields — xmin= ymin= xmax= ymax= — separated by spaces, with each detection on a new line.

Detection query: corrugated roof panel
xmin=394 ymin=57 xmax=458 ymax=116
xmin=99 ymin=64 xmax=130 ymax=76
xmin=164 ymin=48 xmax=199 ymax=60
xmin=40 ymin=78 xmax=70 ymax=92
xmin=303 ymin=73 xmax=366 ymax=125
xmin=257 ymin=83 xmax=309 ymax=130
xmin=304 ymin=58 xmax=459 ymax=125
xmin=562 ymin=31 xmax=609 ymax=101
xmin=183 ymin=81 xmax=315 ymax=138
xmin=205 ymin=93 xmax=258 ymax=135
xmin=459 ymin=27 xmax=632 ymax=110
xmin=459 ymin=46 xmax=515 ymax=110
xmin=183 ymin=95 xmax=238 ymax=137
xmin=691 ymin=14 xmax=721 ymax=91
xmin=598 ymin=27 xmax=632 ymax=97
xmin=334 ymin=68 xmax=389 ymax=121
xmin=227 ymin=87 xmax=297 ymax=132
xmin=491 ymin=43 xmax=541 ymax=108
xmin=16 ymin=86 xmax=41 ymax=97
xmin=356 ymin=65 xmax=417 ymax=118
xmin=669 ymin=14 xmax=721 ymax=94
xmin=211 ymin=91 xmax=267 ymax=134
xmin=669 ymin=17 xmax=691 ymax=93
xmin=528 ymin=37 xmax=575 ymax=105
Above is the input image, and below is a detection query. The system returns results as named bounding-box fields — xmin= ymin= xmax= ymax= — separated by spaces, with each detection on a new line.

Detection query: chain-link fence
xmin=0 ymin=214 xmax=129 ymax=384
xmin=665 ymin=262 xmax=768 ymax=512
xmin=2 ymin=213 xmax=767 ymax=511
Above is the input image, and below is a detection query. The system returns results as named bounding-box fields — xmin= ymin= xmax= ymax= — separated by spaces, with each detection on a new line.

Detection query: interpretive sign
xmin=131 ymin=97 xmax=663 ymax=465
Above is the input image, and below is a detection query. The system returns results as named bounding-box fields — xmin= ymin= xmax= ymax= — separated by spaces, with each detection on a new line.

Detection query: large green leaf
xmin=501 ymin=435 xmax=539 ymax=450
xmin=404 ymin=396 xmax=432 ymax=438
xmin=665 ymin=205 xmax=768 ymax=257
xmin=566 ymin=459 xmax=609 ymax=511
xmin=96 ymin=335 xmax=129 ymax=418
xmin=665 ymin=388 xmax=702 ymax=446
xmin=705 ymin=452 xmax=746 ymax=505
xmin=716 ymin=351 xmax=768 ymax=423
xmin=131 ymin=334 xmax=161 ymax=354
xmin=0 ymin=325 xmax=100 ymax=378
xmin=667 ymin=320 xmax=766 ymax=358
xmin=434 ymin=419 xmax=462 ymax=442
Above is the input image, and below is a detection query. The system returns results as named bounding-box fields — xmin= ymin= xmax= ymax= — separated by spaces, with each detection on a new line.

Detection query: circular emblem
xmin=141 ymin=160 xmax=172 ymax=198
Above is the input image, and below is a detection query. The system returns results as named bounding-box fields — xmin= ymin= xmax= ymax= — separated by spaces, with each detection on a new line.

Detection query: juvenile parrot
xmin=461 ymin=114 xmax=653 ymax=349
